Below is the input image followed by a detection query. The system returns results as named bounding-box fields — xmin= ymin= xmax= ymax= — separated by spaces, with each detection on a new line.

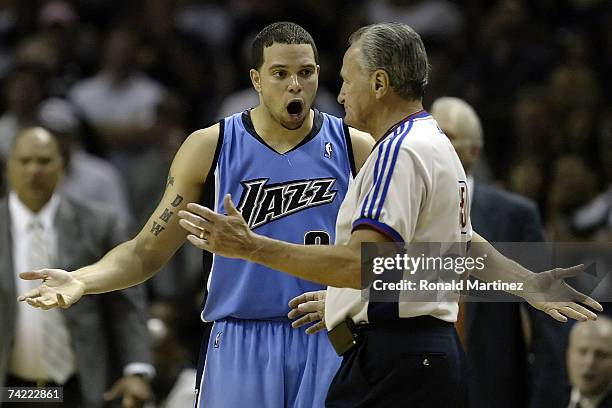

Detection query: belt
xmin=328 ymin=316 xmax=453 ymax=356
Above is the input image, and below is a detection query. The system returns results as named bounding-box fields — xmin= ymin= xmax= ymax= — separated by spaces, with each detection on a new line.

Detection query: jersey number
xmin=304 ymin=231 xmax=330 ymax=245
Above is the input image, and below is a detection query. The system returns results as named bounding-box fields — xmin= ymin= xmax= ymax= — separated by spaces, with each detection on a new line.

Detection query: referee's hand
xmin=524 ymin=264 xmax=603 ymax=322
xmin=288 ymin=290 xmax=327 ymax=334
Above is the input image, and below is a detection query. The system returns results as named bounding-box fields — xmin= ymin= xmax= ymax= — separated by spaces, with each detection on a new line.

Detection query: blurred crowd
xmin=0 ymin=0 xmax=610 ymax=240
xmin=0 ymin=0 xmax=611 ymax=406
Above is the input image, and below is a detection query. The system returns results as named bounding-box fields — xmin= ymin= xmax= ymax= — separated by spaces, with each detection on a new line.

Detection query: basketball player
xmin=18 ymin=22 xmax=374 ymax=408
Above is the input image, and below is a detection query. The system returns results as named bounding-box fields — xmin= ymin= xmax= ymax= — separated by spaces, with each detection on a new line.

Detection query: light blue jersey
xmin=203 ymin=109 xmax=354 ymax=322
xmin=196 ymin=110 xmax=353 ymax=408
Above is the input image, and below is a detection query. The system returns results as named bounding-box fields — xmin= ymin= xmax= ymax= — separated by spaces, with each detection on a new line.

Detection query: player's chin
xmin=281 ymin=111 xmax=307 ymax=129
xmin=281 ymin=117 xmax=306 ymax=130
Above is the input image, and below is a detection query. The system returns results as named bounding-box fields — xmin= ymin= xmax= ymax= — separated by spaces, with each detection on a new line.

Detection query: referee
xmin=179 ymin=22 xmax=602 ymax=407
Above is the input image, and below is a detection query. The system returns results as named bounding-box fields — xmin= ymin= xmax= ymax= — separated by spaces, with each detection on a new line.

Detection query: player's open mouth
xmin=286 ymin=100 xmax=303 ymax=116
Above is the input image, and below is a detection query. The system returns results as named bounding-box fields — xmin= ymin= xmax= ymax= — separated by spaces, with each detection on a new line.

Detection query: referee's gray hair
xmin=431 ymin=97 xmax=483 ymax=147
xmin=349 ymin=22 xmax=430 ymax=100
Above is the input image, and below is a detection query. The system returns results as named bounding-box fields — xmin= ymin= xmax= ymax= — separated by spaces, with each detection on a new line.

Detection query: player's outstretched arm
xmin=468 ymin=232 xmax=603 ymax=322
xmin=18 ymin=125 xmax=220 ymax=309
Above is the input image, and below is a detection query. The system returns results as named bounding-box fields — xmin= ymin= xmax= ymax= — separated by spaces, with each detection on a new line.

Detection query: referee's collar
xmin=373 ymin=109 xmax=429 ymax=150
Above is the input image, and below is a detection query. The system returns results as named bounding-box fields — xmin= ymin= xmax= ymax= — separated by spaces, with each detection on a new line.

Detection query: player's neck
xmin=250 ymin=106 xmax=314 ymax=152
xmin=370 ymin=98 xmax=423 ymax=141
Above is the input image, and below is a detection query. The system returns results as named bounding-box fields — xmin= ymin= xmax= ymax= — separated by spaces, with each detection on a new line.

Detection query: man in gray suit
xmin=0 ymin=127 xmax=153 ymax=407
xmin=431 ymin=97 xmax=567 ymax=408
xmin=565 ymin=316 xmax=612 ymax=408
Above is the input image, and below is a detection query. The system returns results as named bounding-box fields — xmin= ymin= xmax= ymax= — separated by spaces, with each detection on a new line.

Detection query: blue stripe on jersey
xmin=352 ymin=218 xmax=403 ymax=242
xmin=360 ymin=128 xmax=395 ymax=218
xmin=360 ymin=122 xmax=407 ymax=219
xmin=361 ymin=136 xmax=392 ymax=218
xmin=373 ymin=121 xmax=414 ymax=220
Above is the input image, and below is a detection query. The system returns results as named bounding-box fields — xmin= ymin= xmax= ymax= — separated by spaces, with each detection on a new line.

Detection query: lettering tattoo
xmin=171 ymin=194 xmax=184 ymax=207
xmin=160 ymin=208 xmax=173 ymax=223
xmin=166 ymin=175 xmax=175 ymax=187
xmin=149 ymin=194 xmax=184 ymax=237
xmin=150 ymin=194 xmax=183 ymax=237
xmin=150 ymin=221 xmax=166 ymax=236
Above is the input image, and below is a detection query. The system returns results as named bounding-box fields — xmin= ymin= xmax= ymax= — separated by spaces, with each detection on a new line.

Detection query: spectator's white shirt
xmin=7 ymin=191 xmax=75 ymax=381
xmin=568 ymin=385 xmax=612 ymax=408
xmin=69 ymin=72 xmax=163 ymax=128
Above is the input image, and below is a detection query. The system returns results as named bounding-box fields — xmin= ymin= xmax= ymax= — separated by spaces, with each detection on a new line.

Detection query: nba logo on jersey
xmin=324 ymin=142 xmax=333 ymax=159
xmin=214 ymin=331 xmax=222 ymax=348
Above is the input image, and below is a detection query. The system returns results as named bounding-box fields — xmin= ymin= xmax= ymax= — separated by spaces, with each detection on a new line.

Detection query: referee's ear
xmin=372 ymin=69 xmax=390 ymax=100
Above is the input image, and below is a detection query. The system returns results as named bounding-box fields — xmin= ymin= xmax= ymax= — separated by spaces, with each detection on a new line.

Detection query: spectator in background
xmin=37 ymin=97 xmax=133 ymax=228
xmin=508 ymin=157 xmax=546 ymax=212
xmin=31 ymin=0 xmax=91 ymax=97
xmin=547 ymin=155 xmax=598 ymax=241
xmin=431 ymin=96 xmax=567 ymax=408
xmin=570 ymin=109 xmax=612 ymax=242
xmin=548 ymin=64 xmax=600 ymax=119
xmin=363 ymin=0 xmax=462 ymax=40
xmin=137 ymin=0 xmax=224 ymax=128
xmin=68 ymin=26 xmax=164 ymax=175
xmin=565 ymin=316 xmax=612 ymax=408
xmin=0 ymin=127 xmax=153 ymax=407
xmin=548 ymin=63 xmax=601 ymax=158
xmin=0 ymin=65 xmax=45 ymax=160
xmin=513 ymin=86 xmax=561 ymax=164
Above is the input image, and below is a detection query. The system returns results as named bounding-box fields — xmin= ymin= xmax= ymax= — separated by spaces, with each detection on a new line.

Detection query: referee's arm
xmin=180 ymin=195 xmax=390 ymax=289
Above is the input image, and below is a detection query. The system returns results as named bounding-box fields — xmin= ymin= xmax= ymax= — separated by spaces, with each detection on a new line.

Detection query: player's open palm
xmin=522 ymin=264 xmax=603 ymax=322
xmin=18 ymin=269 xmax=85 ymax=310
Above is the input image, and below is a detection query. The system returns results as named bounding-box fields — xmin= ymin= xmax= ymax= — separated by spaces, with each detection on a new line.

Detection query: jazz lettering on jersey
xmin=237 ymin=177 xmax=337 ymax=229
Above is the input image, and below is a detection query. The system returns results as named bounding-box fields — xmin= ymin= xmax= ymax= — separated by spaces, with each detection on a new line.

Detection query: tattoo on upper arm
xmin=160 ymin=208 xmax=173 ymax=222
xmin=150 ymin=221 xmax=165 ymax=236
xmin=171 ymin=195 xmax=184 ymax=207
xmin=167 ymin=175 xmax=175 ymax=188
xmin=149 ymin=194 xmax=185 ymax=237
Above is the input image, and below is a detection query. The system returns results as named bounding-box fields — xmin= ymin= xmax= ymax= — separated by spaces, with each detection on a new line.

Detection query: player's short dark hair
xmin=251 ymin=22 xmax=319 ymax=70
xmin=349 ymin=23 xmax=430 ymax=100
